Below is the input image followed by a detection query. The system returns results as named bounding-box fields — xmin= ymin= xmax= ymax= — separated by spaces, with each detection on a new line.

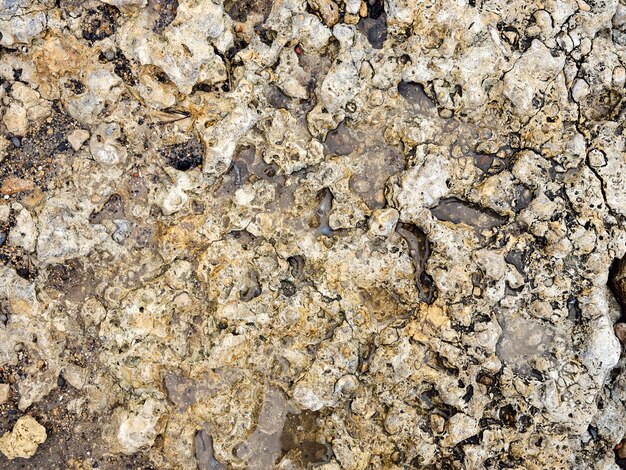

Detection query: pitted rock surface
xmin=1 ymin=0 xmax=626 ymax=468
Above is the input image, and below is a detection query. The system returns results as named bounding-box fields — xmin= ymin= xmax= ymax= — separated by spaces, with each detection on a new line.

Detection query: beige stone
xmin=0 ymin=384 xmax=10 ymax=405
xmin=2 ymin=103 xmax=28 ymax=135
xmin=68 ymin=129 xmax=90 ymax=151
xmin=0 ymin=416 xmax=47 ymax=460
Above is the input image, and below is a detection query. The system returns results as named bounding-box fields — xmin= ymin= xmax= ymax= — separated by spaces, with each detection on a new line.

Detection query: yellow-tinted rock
xmin=0 ymin=416 xmax=47 ymax=460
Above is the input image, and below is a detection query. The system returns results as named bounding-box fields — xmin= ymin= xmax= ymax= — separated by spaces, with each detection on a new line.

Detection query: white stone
xmin=0 ymin=384 xmax=9 ymax=405
xmin=444 ymin=413 xmax=479 ymax=446
xmin=8 ymin=208 xmax=37 ymax=253
xmin=116 ymin=399 xmax=163 ymax=454
xmin=572 ymin=79 xmax=590 ymax=102
xmin=369 ymin=208 xmax=399 ymax=237
xmin=89 ymin=140 xmax=127 ymax=166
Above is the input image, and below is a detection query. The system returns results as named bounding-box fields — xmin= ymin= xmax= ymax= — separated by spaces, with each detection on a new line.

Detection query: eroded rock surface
xmin=1 ymin=0 xmax=626 ymax=468
xmin=0 ymin=416 xmax=46 ymax=460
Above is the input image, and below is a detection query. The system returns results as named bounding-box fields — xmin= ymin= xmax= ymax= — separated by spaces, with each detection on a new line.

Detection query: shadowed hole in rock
xmin=161 ymin=136 xmax=204 ymax=171
xmin=357 ymin=0 xmax=387 ymax=49
xmin=474 ymin=154 xmax=494 ymax=172
xmin=280 ymin=279 xmax=297 ymax=297
xmin=240 ymin=270 xmax=262 ymax=301
xmin=513 ymin=184 xmax=533 ymax=212
xmin=287 ymin=255 xmax=305 ymax=278
xmin=567 ymin=295 xmax=582 ymax=324
xmin=430 ymin=197 xmax=507 ymax=234
xmin=609 ymin=257 xmax=626 ymax=325
xmin=505 ymin=249 xmax=527 ymax=277
xmin=398 ymin=81 xmax=436 ymax=113
xmin=313 ymin=188 xmax=334 ymax=237
xmin=395 ymin=222 xmax=436 ymax=304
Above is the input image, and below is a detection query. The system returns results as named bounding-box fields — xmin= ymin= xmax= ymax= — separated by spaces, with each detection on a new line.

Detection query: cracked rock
xmin=1 ymin=0 xmax=626 ymax=468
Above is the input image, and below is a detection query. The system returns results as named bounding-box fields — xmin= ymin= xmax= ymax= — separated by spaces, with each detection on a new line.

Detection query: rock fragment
xmin=0 ymin=416 xmax=47 ymax=460
xmin=0 ymin=178 xmax=35 ymax=196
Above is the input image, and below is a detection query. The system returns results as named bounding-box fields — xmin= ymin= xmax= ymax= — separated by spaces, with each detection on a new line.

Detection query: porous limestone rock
xmin=0 ymin=416 xmax=47 ymax=460
xmin=0 ymin=0 xmax=626 ymax=468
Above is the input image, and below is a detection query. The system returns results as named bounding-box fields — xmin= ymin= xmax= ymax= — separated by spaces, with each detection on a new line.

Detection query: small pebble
xmin=68 ymin=129 xmax=90 ymax=151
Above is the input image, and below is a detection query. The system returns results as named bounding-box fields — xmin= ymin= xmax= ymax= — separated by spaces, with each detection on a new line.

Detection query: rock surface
xmin=0 ymin=0 xmax=626 ymax=468
xmin=0 ymin=416 xmax=46 ymax=460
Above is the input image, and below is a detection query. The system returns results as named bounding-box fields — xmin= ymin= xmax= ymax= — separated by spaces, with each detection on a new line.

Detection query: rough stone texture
xmin=0 ymin=416 xmax=46 ymax=460
xmin=1 ymin=0 xmax=626 ymax=468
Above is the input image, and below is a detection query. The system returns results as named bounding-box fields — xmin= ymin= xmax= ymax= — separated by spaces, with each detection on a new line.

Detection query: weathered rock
xmin=0 ymin=416 xmax=47 ymax=460
xmin=0 ymin=0 xmax=625 ymax=468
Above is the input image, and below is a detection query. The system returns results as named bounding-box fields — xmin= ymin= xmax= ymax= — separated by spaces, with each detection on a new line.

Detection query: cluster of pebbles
xmin=1 ymin=0 xmax=626 ymax=468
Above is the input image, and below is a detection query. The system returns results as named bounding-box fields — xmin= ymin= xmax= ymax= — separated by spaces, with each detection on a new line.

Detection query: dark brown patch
xmin=431 ymin=197 xmax=507 ymax=232
xmin=82 ymin=4 xmax=120 ymax=42
xmin=45 ymin=259 xmax=97 ymax=304
xmin=324 ymin=122 xmax=354 ymax=156
xmin=150 ymin=0 xmax=180 ymax=34
xmin=1 ymin=112 xmax=78 ymax=194
xmin=280 ymin=410 xmax=330 ymax=466
xmin=161 ymin=136 xmax=204 ymax=171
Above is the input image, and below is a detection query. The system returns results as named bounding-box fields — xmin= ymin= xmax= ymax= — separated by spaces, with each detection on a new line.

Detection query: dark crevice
xmin=161 ymin=136 xmax=204 ymax=171
xmin=357 ymin=0 xmax=387 ymax=49
xmin=431 ymin=197 xmax=507 ymax=234
xmin=609 ymin=257 xmax=626 ymax=323
xmin=395 ymin=222 xmax=437 ymax=304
